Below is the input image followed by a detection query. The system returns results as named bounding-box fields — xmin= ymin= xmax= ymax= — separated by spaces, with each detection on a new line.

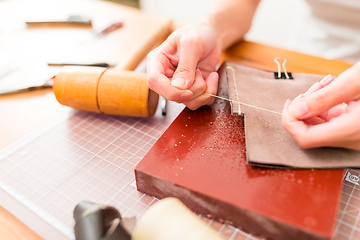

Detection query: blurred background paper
xmin=0 ymin=56 xmax=57 ymax=95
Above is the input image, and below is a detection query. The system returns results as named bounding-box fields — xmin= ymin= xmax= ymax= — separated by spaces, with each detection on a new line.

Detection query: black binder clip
xmin=274 ymin=57 xmax=293 ymax=79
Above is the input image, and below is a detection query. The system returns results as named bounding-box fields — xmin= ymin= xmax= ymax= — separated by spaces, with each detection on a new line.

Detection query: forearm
xmin=198 ymin=0 xmax=260 ymax=50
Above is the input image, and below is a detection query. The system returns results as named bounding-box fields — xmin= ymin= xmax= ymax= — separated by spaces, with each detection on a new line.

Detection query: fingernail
xmin=309 ymin=82 xmax=320 ymax=91
xmin=320 ymin=74 xmax=333 ymax=85
xmin=195 ymin=69 xmax=202 ymax=77
xmin=294 ymin=94 xmax=304 ymax=101
xmin=284 ymin=99 xmax=292 ymax=109
xmin=210 ymin=72 xmax=218 ymax=84
xmin=171 ymin=78 xmax=186 ymax=88
xmin=180 ymin=90 xmax=193 ymax=101
xmin=288 ymin=100 xmax=310 ymax=118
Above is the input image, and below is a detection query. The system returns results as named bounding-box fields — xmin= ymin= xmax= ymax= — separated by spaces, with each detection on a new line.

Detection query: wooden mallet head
xmin=53 ymin=66 xmax=159 ymax=117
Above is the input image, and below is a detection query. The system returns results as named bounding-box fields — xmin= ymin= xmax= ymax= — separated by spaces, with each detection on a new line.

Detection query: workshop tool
xmin=53 ymin=66 xmax=159 ymax=117
xmin=73 ymin=201 xmax=132 ymax=240
xmin=25 ymin=15 xmax=92 ymax=26
xmin=135 ymin=62 xmax=344 ymax=240
xmin=94 ymin=21 xmax=124 ymax=37
xmin=132 ymin=197 xmax=225 ymax=240
xmin=73 ymin=198 xmax=224 ymax=240
xmin=48 ymin=62 xmax=112 ymax=68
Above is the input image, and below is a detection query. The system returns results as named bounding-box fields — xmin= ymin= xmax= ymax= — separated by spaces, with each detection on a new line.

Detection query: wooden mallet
xmin=53 ymin=66 xmax=159 ymax=117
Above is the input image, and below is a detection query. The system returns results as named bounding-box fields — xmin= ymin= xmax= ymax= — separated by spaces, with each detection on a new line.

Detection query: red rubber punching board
xmin=135 ymin=63 xmax=344 ymax=240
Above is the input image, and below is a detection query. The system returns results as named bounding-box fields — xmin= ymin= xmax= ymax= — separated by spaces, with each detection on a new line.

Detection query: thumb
xmin=288 ymin=65 xmax=360 ymax=119
xmin=171 ymin=40 xmax=202 ymax=90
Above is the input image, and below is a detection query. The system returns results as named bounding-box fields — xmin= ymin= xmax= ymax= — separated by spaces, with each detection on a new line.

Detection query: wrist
xmin=196 ymin=16 xmax=224 ymax=51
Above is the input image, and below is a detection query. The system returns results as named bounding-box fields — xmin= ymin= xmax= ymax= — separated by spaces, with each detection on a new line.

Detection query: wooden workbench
xmin=0 ymin=1 xmax=353 ymax=239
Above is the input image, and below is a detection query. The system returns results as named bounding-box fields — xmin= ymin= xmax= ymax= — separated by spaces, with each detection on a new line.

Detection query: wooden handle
xmin=132 ymin=198 xmax=224 ymax=240
xmin=53 ymin=66 xmax=159 ymax=117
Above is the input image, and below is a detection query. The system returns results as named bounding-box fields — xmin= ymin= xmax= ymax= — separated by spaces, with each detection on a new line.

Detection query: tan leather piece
xmin=54 ymin=67 xmax=158 ymax=117
xmin=226 ymin=61 xmax=360 ymax=169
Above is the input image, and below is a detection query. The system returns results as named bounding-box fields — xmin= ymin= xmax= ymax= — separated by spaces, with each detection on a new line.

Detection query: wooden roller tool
xmin=53 ymin=66 xmax=159 ymax=117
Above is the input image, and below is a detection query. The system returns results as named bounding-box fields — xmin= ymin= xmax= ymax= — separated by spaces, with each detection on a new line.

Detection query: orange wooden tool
xmin=53 ymin=66 xmax=159 ymax=117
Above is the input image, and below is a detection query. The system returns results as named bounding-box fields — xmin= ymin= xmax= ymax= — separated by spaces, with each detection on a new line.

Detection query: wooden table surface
xmin=0 ymin=1 xmax=354 ymax=238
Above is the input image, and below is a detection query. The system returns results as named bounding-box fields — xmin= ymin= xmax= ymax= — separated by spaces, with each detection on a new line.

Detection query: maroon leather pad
xmin=135 ymin=63 xmax=344 ymax=240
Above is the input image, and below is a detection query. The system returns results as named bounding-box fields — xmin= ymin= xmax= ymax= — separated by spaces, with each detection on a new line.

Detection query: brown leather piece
xmin=226 ymin=61 xmax=360 ymax=169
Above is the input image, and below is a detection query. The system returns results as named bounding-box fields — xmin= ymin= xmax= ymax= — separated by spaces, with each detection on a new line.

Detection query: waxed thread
xmin=205 ymin=93 xmax=282 ymax=115
xmin=226 ymin=66 xmax=241 ymax=114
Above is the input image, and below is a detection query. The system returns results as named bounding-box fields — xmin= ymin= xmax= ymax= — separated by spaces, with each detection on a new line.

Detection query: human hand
xmin=146 ymin=23 xmax=221 ymax=110
xmin=281 ymin=62 xmax=360 ymax=150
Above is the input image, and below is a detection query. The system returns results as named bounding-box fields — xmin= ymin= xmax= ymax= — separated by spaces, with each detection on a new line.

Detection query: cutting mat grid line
xmin=335 ymin=169 xmax=360 ymax=240
xmin=0 ymin=181 xmax=74 ymax=238
xmin=0 ymin=108 xmax=360 ymax=240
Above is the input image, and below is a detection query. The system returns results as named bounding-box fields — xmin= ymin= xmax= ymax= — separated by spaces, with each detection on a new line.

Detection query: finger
xmin=171 ymin=37 xmax=202 ymax=90
xmin=146 ymin=46 xmax=193 ymax=102
xmin=148 ymin=74 xmax=193 ymax=102
xmin=281 ymin=105 xmax=309 ymax=146
xmin=316 ymin=103 xmax=345 ymax=122
xmin=204 ymin=71 xmax=219 ymax=106
xmin=303 ymin=75 xmax=334 ymax=96
xmin=289 ymin=75 xmax=333 ymax=119
xmin=146 ymin=48 xmax=175 ymax=85
xmin=187 ymin=69 xmax=207 ymax=101
xmin=283 ymin=104 xmax=359 ymax=149
xmin=293 ymin=94 xmax=303 ymax=101
xmin=282 ymin=109 xmax=330 ymax=149
xmin=319 ymin=74 xmax=334 ymax=86
xmin=288 ymin=64 xmax=360 ymax=119
xmin=302 ymin=79 xmax=338 ymax=122
xmin=294 ymin=118 xmax=353 ymax=149
xmin=283 ymin=99 xmax=292 ymax=110
xmin=326 ymin=103 xmax=348 ymax=121
xmin=282 ymin=100 xmax=325 ymax=141
xmin=184 ymin=72 xmax=218 ymax=110
xmin=303 ymin=116 xmax=326 ymax=125
xmin=303 ymin=82 xmax=321 ymax=96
